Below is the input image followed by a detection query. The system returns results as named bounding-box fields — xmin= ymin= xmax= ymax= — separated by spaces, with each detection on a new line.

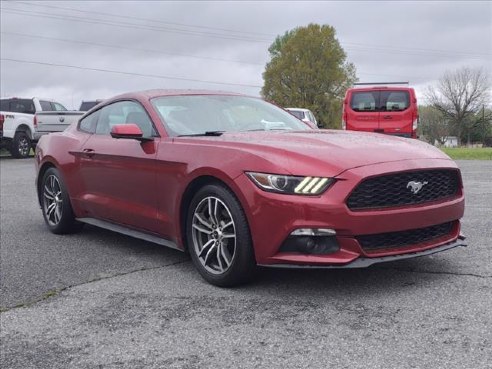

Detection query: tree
xmin=426 ymin=67 xmax=490 ymax=145
xmin=261 ymin=24 xmax=357 ymax=128
xmin=418 ymin=105 xmax=450 ymax=145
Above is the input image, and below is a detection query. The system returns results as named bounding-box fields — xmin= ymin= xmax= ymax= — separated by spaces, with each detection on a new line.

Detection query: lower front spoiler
xmin=259 ymin=236 xmax=467 ymax=269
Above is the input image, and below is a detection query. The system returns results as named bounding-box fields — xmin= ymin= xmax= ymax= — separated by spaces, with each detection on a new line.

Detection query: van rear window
xmin=381 ymin=91 xmax=409 ymax=111
xmin=351 ymin=92 xmax=378 ymax=111
xmin=350 ymin=90 xmax=410 ymax=112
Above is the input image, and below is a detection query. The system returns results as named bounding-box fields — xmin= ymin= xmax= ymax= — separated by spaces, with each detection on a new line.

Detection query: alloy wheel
xmin=191 ymin=196 xmax=236 ymax=275
xmin=43 ymin=174 xmax=63 ymax=226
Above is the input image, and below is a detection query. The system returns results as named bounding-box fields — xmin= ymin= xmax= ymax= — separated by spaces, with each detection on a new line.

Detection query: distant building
xmin=436 ymin=136 xmax=458 ymax=147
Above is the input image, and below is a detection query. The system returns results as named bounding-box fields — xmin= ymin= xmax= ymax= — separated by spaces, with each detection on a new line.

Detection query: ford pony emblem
xmin=406 ymin=181 xmax=428 ymax=194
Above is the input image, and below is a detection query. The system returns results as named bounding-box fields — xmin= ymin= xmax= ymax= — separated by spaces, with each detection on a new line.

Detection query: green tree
xmin=419 ymin=105 xmax=450 ymax=145
xmin=261 ymin=24 xmax=357 ymax=128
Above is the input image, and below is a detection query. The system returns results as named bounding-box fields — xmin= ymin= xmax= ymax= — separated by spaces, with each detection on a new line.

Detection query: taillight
xmin=341 ymin=119 xmax=346 ymax=130
xmin=33 ymin=115 xmax=37 ymax=128
xmin=0 ymin=114 xmax=4 ymax=130
xmin=412 ymin=116 xmax=418 ymax=130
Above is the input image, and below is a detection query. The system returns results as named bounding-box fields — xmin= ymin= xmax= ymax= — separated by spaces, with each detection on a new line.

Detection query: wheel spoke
xmin=192 ymin=224 xmax=212 ymax=235
xmin=204 ymin=243 xmax=217 ymax=266
xmin=198 ymin=239 xmax=214 ymax=258
xmin=213 ymin=199 xmax=219 ymax=225
xmin=54 ymin=205 xmax=61 ymax=223
xmin=221 ymin=220 xmax=233 ymax=229
xmin=216 ymin=244 xmax=224 ymax=271
xmin=222 ymin=233 xmax=235 ymax=239
xmin=208 ymin=197 xmax=219 ymax=225
xmin=46 ymin=202 xmax=57 ymax=223
xmin=194 ymin=213 xmax=213 ymax=230
xmin=45 ymin=184 xmax=54 ymax=196
xmin=220 ymin=243 xmax=231 ymax=267
xmin=44 ymin=189 xmax=54 ymax=200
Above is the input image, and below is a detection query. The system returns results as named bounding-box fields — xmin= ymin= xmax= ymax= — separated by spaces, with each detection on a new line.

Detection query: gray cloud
xmin=1 ymin=0 xmax=490 ymax=109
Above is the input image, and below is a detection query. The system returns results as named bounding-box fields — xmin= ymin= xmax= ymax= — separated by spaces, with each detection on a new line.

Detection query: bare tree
xmin=426 ymin=67 xmax=490 ymax=145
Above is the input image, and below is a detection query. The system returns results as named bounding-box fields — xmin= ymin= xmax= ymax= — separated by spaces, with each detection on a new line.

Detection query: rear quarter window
xmin=78 ymin=110 xmax=100 ymax=133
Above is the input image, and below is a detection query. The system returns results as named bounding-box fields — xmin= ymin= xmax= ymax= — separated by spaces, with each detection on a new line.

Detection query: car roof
xmin=109 ymin=89 xmax=248 ymax=101
xmin=346 ymin=86 xmax=415 ymax=92
xmin=0 ymin=97 xmax=56 ymax=101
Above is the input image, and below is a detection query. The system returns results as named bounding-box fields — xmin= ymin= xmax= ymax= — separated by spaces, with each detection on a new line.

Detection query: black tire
xmin=186 ymin=184 xmax=256 ymax=287
xmin=11 ymin=131 xmax=31 ymax=159
xmin=40 ymin=167 xmax=83 ymax=234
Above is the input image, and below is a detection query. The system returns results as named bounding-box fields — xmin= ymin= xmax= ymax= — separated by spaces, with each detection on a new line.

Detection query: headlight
xmin=246 ymin=172 xmax=334 ymax=195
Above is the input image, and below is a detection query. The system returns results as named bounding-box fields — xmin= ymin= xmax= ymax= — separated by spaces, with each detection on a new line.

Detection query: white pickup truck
xmin=0 ymin=97 xmax=84 ymax=158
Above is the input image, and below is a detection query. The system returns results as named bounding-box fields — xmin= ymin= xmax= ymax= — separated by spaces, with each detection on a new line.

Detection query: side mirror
xmin=110 ymin=124 xmax=151 ymax=141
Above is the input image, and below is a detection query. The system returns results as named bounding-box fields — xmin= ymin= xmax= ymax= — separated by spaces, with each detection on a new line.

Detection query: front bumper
xmin=259 ymin=236 xmax=467 ymax=268
xmin=235 ymin=158 xmax=465 ymax=266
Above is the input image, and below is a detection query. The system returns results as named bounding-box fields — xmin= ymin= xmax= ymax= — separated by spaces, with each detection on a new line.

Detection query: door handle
xmin=383 ymin=115 xmax=393 ymax=119
xmin=82 ymin=148 xmax=95 ymax=158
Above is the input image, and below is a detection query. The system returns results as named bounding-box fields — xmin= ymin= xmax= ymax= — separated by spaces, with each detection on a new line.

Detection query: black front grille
xmin=357 ymin=222 xmax=454 ymax=251
xmin=347 ymin=169 xmax=460 ymax=210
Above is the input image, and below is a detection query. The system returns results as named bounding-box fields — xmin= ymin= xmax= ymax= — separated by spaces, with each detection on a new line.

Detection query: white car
xmin=285 ymin=108 xmax=319 ymax=129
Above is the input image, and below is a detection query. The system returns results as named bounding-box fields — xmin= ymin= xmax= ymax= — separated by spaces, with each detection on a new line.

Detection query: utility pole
xmin=483 ymin=104 xmax=486 ymax=146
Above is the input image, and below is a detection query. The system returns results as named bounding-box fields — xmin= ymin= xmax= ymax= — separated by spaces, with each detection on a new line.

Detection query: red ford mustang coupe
xmin=35 ymin=90 xmax=466 ymax=286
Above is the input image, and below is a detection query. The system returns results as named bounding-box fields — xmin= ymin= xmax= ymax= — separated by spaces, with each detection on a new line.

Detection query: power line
xmin=4 ymin=1 xmax=489 ymax=59
xmin=8 ymin=0 xmax=276 ymax=38
xmin=0 ymin=7 xmax=272 ymax=43
xmin=0 ymin=57 xmax=263 ymax=88
xmin=0 ymin=32 xmax=430 ymax=83
xmin=1 ymin=31 xmax=265 ymax=66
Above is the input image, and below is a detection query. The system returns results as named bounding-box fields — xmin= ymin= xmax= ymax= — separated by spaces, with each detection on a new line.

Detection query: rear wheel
xmin=11 ymin=131 xmax=31 ymax=158
xmin=187 ymin=184 xmax=255 ymax=287
xmin=41 ymin=167 xmax=83 ymax=234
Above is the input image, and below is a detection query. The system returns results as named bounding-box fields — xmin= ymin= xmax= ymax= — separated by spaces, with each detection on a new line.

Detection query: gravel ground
xmin=1 ymin=158 xmax=491 ymax=368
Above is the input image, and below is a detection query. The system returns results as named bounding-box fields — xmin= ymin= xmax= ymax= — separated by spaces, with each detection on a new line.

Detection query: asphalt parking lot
xmin=1 ymin=157 xmax=491 ymax=368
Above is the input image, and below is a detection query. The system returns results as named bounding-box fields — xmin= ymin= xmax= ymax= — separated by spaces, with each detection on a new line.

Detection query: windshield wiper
xmin=244 ymin=128 xmax=290 ymax=132
xmin=178 ymin=131 xmax=224 ymax=137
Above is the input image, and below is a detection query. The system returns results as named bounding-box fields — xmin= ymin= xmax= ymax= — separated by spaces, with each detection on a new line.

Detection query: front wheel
xmin=186 ymin=184 xmax=256 ymax=287
xmin=11 ymin=131 xmax=31 ymax=158
xmin=41 ymin=167 xmax=83 ymax=234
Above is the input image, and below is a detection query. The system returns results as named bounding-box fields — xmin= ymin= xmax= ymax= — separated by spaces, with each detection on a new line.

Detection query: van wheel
xmin=186 ymin=184 xmax=256 ymax=287
xmin=11 ymin=131 xmax=31 ymax=158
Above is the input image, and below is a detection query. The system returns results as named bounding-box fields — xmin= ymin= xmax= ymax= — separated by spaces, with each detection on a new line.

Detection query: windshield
xmin=151 ymin=95 xmax=311 ymax=136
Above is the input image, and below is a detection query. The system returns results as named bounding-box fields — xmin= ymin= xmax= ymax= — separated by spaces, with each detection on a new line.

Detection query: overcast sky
xmin=1 ymin=0 xmax=491 ymax=109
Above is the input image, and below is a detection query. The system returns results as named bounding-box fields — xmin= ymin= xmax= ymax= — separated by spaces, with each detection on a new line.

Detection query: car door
xmin=379 ymin=90 xmax=413 ymax=136
xmin=347 ymin=91 xmax=381 ymax=132
xmin=77 ymin=100 xmax=161 ymax=233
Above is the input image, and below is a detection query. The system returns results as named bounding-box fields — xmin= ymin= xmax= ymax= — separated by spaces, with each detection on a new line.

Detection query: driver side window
xmin=95 ymin=101 xmax=156 ymax=137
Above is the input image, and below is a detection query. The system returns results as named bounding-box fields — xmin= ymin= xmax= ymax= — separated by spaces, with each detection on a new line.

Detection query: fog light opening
xmin=290 ymin=228 xmax=336 ymax=236
xmin=280 ymin=228 xmax=339 ymax=255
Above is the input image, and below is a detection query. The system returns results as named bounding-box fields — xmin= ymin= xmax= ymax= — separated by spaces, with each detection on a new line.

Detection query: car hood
xmin=176 ymin=130 xmax=452 ymax=176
